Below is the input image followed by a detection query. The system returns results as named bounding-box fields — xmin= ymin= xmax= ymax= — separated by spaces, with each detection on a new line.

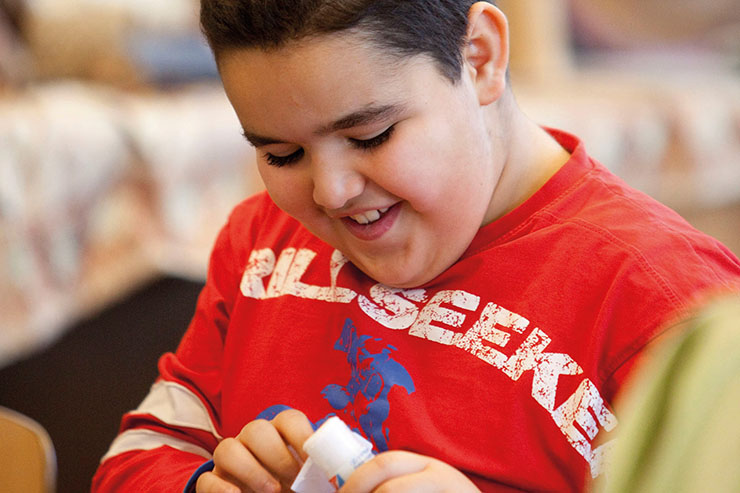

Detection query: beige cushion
xmin=0 ymin=406 xmax=56 ymax=493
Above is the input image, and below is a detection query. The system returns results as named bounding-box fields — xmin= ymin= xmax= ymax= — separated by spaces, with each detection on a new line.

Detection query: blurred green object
xmin=596 ymin=293 xmax=740 ymax=493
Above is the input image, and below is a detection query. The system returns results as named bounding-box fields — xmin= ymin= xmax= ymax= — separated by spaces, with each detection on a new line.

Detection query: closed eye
xmin=264 ymin=148 xmax=304 ymax=167
xmin=349 ymin=125 xmax=395 ymax=151
xmin=262 ymin=124 xmax=395 ymax=167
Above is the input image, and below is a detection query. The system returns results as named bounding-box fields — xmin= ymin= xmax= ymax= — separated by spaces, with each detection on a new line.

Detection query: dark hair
xmin=200 ymin=0 xmax=495 ymax=82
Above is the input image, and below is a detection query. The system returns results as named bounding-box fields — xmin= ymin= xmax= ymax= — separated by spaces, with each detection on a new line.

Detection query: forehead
xmin=218 ymin=31 xmax=421 ymax=89
xmin=218 ymin=33 xmax=446 ymax=135
xmin=217 ymin=27 xmax=415 ymax=69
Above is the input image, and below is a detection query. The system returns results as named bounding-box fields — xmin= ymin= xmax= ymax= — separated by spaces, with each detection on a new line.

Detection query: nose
xmin=310 ymin=154 xmax=366 ymax=212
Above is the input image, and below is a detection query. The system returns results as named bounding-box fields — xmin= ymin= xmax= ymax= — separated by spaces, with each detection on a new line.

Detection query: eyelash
xmin=263 ymin=125 xmax=396 ymax=167
xmin=349 ymin=124 xmax=396 ymax=150
xmin=265 ymin=149 xmax=304 ymax=167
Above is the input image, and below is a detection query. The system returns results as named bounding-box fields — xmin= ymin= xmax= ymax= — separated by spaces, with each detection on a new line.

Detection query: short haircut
xmin=200 ymin=0 xmax=495 ymax=83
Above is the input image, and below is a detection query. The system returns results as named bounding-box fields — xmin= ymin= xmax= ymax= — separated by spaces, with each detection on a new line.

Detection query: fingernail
xmin=261 ymin=479 xmax=280 ymax=493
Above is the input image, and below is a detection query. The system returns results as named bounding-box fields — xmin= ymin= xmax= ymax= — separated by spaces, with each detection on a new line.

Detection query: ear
xmin=463 ymin=2 xmax=509 ymax=105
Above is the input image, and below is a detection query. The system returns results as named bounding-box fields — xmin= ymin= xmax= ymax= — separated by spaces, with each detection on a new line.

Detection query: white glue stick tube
xmin=302 ymin=416 xmax=375 ymax=488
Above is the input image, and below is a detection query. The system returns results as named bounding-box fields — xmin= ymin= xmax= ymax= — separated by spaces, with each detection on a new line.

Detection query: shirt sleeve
xmin=92 ymin=213 xmax=240 ymax=492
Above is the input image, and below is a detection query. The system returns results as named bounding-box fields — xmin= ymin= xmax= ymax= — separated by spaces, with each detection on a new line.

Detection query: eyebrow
xmin=241 ymin=103 xmax=407 ymax=147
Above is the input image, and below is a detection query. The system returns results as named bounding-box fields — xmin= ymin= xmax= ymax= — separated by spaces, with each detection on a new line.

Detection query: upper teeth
xmin=349 ymin=207 xmax=390 ymax=225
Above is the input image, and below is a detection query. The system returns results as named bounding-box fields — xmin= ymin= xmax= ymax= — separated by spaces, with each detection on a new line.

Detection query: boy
xmin=93 ymin=1 xmax=740 ymax=491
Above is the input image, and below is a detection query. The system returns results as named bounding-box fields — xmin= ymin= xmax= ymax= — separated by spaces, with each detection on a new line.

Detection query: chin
xmin=352 ymin=253 xmax=451 ymax=289
xmin=364 ymin=267 xmax=433 ymax=290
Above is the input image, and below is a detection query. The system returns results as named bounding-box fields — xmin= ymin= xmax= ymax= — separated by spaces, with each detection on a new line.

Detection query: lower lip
xmin=341 ymin=203 xmax=401 ymax=241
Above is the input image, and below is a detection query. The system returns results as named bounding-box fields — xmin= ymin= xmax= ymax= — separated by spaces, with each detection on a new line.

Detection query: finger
xmin=271 ymin=409 xmax=315 ymax=462
xmin=365 ymin=470 xmax=442 ymax=493
xmin=339 ymin=451 xmax=429 ymax=493
xmin=195 ymin=470 xmax=241 ymax=493
xmin=239 ymin=418 xmax=303 ymax=486
xmin=340 ymin=452 xmax=479 ymax=493
xmin=213 ymin=436 xmax=280 ymax=493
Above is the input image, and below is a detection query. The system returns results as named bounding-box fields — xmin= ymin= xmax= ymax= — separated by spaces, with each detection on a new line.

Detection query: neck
xmin=482 ymin=93 xmax=570 ymax=224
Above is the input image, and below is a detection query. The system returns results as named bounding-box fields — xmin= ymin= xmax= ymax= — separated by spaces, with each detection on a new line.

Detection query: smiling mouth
xmin=341 ymin=203 xmax=400 ymax=241
xmin=348 ymin=207 xmax=390 ymax=225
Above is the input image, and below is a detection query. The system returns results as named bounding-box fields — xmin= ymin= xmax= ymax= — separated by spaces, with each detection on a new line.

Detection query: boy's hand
xmin=196 ymin=409 xmax=313 ymax=493
xmin=339 ymin=450 xmax=480 ymax=493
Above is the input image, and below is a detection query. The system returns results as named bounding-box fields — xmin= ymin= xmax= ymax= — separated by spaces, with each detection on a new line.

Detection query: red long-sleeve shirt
xmin=93 ymin=130 xmax=740 ymax=492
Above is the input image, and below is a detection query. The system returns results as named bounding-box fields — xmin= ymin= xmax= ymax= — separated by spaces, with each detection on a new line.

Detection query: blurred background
xmin=0 ymin=0 xmax=738 ymax=491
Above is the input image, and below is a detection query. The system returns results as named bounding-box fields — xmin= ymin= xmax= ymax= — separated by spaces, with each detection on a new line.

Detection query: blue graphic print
xmin=256 ymin=319 xmax=415 ymax=451
xmin=322 ymin=319 xmax=415 ymax=451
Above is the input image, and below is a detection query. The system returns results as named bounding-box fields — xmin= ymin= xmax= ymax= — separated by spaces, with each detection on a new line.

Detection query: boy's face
xmin=219 ymin=33 xmax=502 ymax=288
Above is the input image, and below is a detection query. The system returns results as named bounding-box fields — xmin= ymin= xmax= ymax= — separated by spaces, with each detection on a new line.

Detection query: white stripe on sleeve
xmin=135 ymin=380 xmax=223 ymax=440
xmin=101 ymin=428 xmax=213 ymax=462
xmin=100 ymin=380 xmax=223 ymax=462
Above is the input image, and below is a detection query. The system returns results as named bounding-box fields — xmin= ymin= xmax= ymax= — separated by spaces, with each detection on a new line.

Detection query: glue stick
xmin=302 ymin=416 xmax=374 ymax=488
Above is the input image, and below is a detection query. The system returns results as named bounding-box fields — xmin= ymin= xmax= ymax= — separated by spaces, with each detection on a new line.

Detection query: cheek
xmin=388 ymin=127 xmax=469 ymax=206
xmin=259 ymin=166 xmax=311 ymax=216
xmin=376 ymin=125 xmax=451 ymax=191
xmin=372 ymin=146 xmax=435 ymax=208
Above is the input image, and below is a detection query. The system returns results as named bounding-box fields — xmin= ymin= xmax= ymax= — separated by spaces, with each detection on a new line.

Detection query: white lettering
xmin=265 ymin=248 xmax=298 ymax=298
xmin=408 ymin=290 xmax=480 ymax=345
xmin=551 ymin=378 xmax=618 ymax=467
xmin=498 ymin=328 xmax=584 ymax=412
xmin=240 ymin=248 xmax=275 ymax=298
xmin=358 ymin=284 xmax=424 ymax=330
xmin=501 ymin=327 xmax=551 ymax=380
xmin=531 ymin=352 xmax=583 ymax=411
xmin=326 ymin=250 xmax=358 ymax=303
xmin=454 ymin=303 xmax=530 ymax=367
xmin=246 ymin=248 xmax=356 ymax=302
